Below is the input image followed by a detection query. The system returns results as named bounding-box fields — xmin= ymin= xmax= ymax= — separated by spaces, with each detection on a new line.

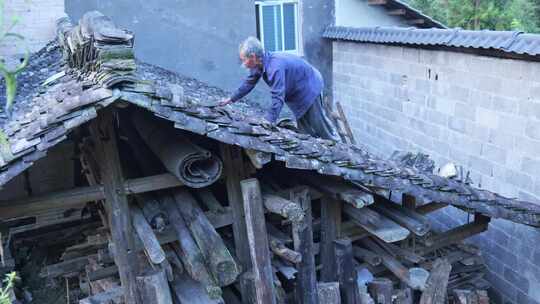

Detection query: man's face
xmin=240 ymin=51 xmax=260 ymax=69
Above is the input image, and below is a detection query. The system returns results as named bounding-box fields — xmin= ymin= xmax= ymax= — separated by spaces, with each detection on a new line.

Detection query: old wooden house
xmin=0 ymin=11 xmax=539 ymax=304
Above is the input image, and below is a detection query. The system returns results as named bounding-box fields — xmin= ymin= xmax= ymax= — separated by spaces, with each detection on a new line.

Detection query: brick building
xmin=324 ymin=26 xmax=540 ymax=304
xmin=0 ymin=0 xmax=65 ymax=57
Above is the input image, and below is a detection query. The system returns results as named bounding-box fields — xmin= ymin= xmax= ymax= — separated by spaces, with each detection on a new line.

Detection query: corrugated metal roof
xmin=323 ymin=26 xmax=540 ymax=56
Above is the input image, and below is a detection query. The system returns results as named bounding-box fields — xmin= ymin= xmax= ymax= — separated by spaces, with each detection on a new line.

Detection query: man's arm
xmin=265 ymin=67 xmax=285 ymax=123
xmin=224 ymin=69 xmax=262 ymax=105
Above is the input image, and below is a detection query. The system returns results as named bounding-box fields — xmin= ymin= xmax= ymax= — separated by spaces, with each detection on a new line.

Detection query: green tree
xmin=0 ymin=272 xmax=18 ymax=304
xmin=406 ymin=0 xmax=540 ymax=33
xmin=507 ymin=0 xmax=540 ymax=32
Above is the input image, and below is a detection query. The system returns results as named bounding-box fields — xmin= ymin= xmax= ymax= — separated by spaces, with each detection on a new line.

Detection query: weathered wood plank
xmin=344 ymin=204 xmax=410 ymax=243
xmin=421 ymin=214 xmax=490 ymax=254
xmin=220 ymin=144 xmax=251 ymax=301
xmin=240 ymin=178 xmax=277 ymax=304
xmin=131 ymin=205 xmax=166 ymax=264
xmin=269 ymin=236 xmax=302 ymax=264
xmin=302 ymin=174 xmax=374 ymax=208
xmin=317 ymin=282 xmax=341 ymax=304
xmin=360 ymin=238 xmax=417 ymax=290
xmin=79 ymin=286 xmax=123 ymax=304
xmin=320 ymin=197 xmax=342 ymax=282
xmin=173 ymin=189 xmax=239 ymax=286
xmin=160 ymin=194 xmax=222 ymax=299
xmin=370 ymin=198 xmax=430 ymax=236
xmin=262 ymin=193 xmax=304 ymax=222
xmin=0 ymin=173 xmax=183 ymax=220
xmin=335 ymin=238 xmax=358 ymax=304
xmin=291 ymin=186 xmax=319 ymax=304
xmin=416 ymin=202 xmax=448 ymax=215
xmin=90 ymin=110 xmax=141 ymax=303
xmin=352 ymin=246 xmax=381 ymax=266
xmin=136 ymin=269 xmax=173 ymax=304
xmin=419 ymin=259 xmax=452 ymax=304
xmin=171 ymin=271 xmax=225 ymax=304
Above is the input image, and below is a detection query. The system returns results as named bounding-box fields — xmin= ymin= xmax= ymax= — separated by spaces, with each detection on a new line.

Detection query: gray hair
xmin=239 ymin=37 xmax=264 ymax=59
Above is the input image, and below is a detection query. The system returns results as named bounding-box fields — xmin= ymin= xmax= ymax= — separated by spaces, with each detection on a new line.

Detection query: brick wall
xmin=0 ymin=0 xmax=65 ymax=57
xmin=333 ymin=41 xmax=540 ymax=304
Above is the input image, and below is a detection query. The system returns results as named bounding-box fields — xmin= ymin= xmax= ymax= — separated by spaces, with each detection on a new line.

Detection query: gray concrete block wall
xmin=0 ymin=0 xmax=65 ymax=56
xmin=333 ymin=41 xmax=540 ymax=304
xmin=66 ymin=0 xmax=334 ymax=106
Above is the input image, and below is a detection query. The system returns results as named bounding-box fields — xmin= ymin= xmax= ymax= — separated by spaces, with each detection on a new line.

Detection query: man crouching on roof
xmin=219 ymin=37 xmax=340 ymax=142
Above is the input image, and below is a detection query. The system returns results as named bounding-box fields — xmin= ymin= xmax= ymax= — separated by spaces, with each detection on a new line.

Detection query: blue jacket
xmin=230 ymin=52 xmax=323 ymax=123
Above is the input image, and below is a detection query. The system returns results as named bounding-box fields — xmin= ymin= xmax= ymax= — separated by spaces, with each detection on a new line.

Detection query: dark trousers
xmin=297 ymin=95 xmax=341 ymax=142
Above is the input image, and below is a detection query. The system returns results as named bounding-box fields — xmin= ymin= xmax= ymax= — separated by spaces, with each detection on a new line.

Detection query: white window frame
xmin=255 ymin=0 xmax=302 ymax=55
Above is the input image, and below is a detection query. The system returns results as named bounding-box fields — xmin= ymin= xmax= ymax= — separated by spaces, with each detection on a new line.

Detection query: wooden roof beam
xmin=368 ymin=0 xmax=388 ymax=5
xmin=0 ymin=173 xmax=183 ymax=220
xmin=388 ymin=8 xmax=406 ymax=15
xmin=407 ymin=18 xmax=426 ymax=25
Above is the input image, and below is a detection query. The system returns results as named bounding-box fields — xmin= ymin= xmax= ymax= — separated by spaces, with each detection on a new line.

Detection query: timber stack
xmin=0 ymin=11 xmax=539 ymax=304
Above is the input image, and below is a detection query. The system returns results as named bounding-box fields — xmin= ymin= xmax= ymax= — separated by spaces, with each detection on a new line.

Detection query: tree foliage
xmin=0 ymin=272 xmax=18 ymax=304
xmin=406 ymin=0 xmax=540 ymax=33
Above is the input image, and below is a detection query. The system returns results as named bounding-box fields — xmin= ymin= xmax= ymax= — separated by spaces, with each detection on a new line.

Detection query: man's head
xmin=239 ymin=37 xmax=264 ymax=69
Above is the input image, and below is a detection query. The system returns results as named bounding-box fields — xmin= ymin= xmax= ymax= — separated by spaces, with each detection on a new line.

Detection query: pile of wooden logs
xmin=0 ymin=109 xmax=493 ymax=304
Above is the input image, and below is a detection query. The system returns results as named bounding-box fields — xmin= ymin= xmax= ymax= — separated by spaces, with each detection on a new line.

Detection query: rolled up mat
xmin=133 ymin=110 xmax=222 ymax=188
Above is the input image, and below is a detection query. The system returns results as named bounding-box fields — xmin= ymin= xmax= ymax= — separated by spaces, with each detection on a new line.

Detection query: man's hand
xmin=218 ymin=98 xmax=233 ymax=106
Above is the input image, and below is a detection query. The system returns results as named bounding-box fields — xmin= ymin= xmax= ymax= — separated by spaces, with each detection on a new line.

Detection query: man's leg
xmin=297 ymin=95 xmax=341 ymax=142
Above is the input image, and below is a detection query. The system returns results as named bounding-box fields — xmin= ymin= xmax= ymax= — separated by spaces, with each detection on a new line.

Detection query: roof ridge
xmin=324 ymin=25 xmax=540 ymax=57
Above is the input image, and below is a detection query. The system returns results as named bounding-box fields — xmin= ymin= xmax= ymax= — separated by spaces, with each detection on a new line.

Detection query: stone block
xmin=476 ymin=108 xmax=499 ymax=128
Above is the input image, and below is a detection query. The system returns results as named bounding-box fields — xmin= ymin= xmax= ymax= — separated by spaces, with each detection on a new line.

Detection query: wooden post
xmin=291 ymin=186 xmax=319 ymax=304
xmin=317 ymin=282 xmax=342 ymax=304
xmin=368 ymin=278 xmax=393 ymax=304
xmin=220 ymin=144 xmax=251 ymax=302
xmin=136 ymin=269 xmax=173 ymax=304
xmin=90 ymin=110 xmax=141 ymax=304
xmin=240 ymin=178 xmax=277 ymax=304
xmin=335 ymin=238 xmax=358 ymax=304
xmin=419 ymin=259 xmax=452 ymax=304
xmin=320 ymin=197 xmax=342 ymax=282
xmin=395 ymin=288 xmax=413 ymax=304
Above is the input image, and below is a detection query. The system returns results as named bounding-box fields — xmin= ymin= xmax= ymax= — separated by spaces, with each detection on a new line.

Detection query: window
xmin=255 ymin=1 xmax=300 ymax=54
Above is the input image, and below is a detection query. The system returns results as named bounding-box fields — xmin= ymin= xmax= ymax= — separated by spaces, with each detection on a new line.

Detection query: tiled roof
xmin=1 ymin=12 xmax=540 ymax=227
xmin=323 ymin=26 xmax=540 ymax=56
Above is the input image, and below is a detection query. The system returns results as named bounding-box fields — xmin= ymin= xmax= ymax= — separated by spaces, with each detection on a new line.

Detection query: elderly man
xmin=220 ymin=37 xmax=340 ymax=141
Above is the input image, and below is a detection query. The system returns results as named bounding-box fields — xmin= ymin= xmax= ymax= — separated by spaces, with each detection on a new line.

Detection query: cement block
xmin=521 ymin=157 xmax=540 ymax=177
xmin=525 ymin=120 xmax=540 ymax=140
xmin=505 ymin=169 xmax=534 ymax=192
xmin=492 ymin=96 xmax=519 ymax=114
xmin=481 ymin=143 xmax=507 ymax=164
xmin=518 ymin=101 xmax=540 ymax=120
xmin=454 ymin=102 xmax=476 ymax=121
xmin=476 ymin=108 xmax=499 ymax=128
